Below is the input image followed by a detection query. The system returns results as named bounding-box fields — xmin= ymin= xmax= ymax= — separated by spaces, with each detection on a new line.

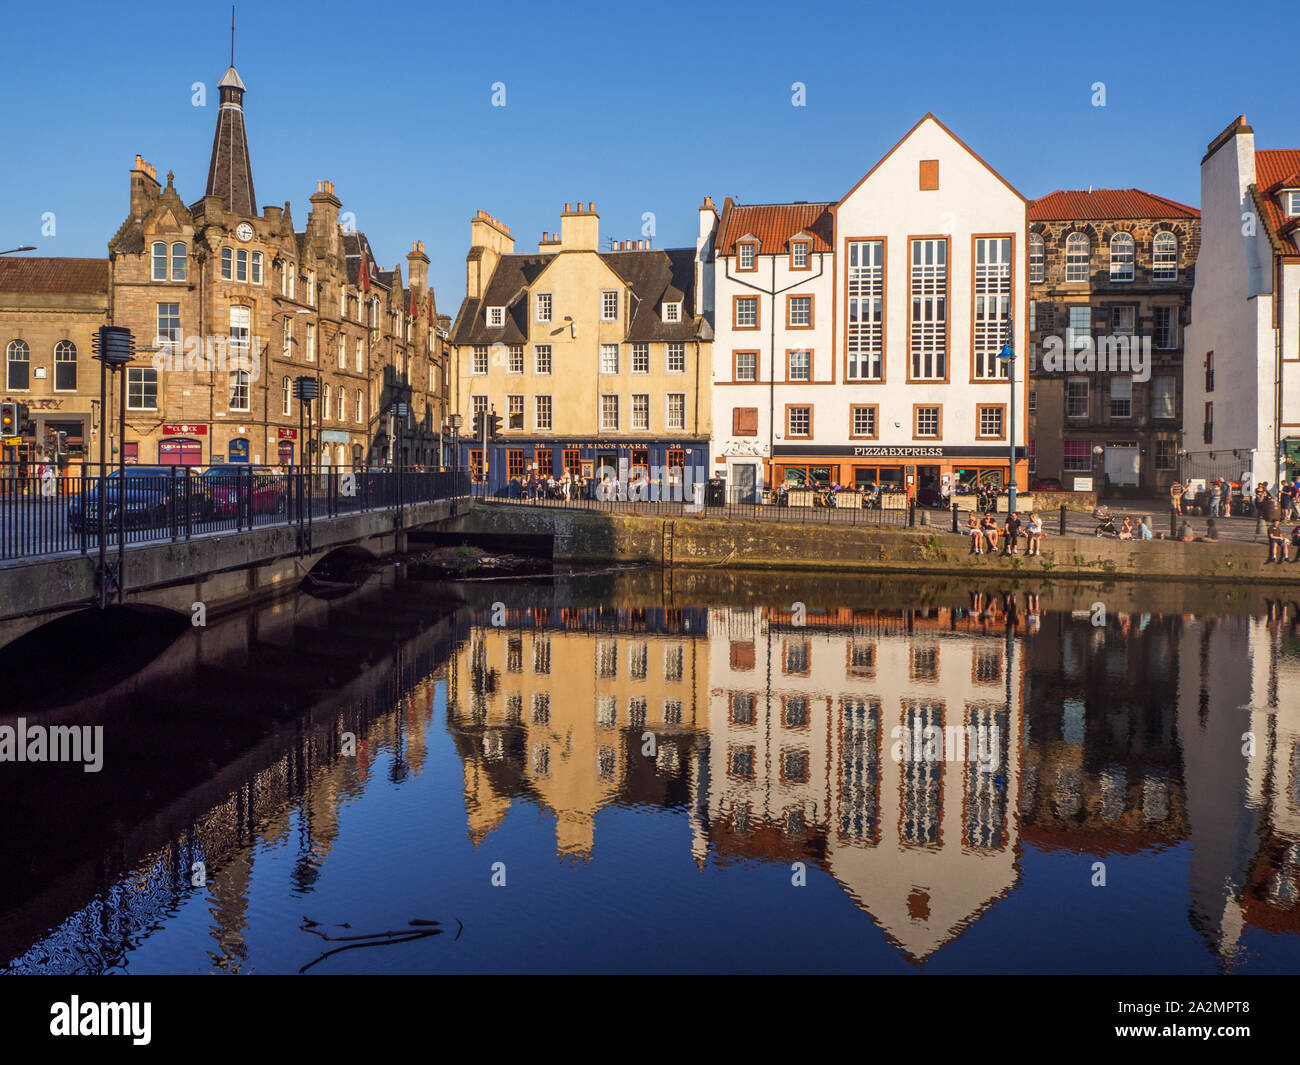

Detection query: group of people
xmin=1190 ymin=478 xmax=1300 ymax=518
xmin=966 ymin=510 xmax=1044 ymax=556
xmin=513 ymin=470 xmax=589 ymax=500
xmin=1264 ymin=519 xmax=1300 ymax=563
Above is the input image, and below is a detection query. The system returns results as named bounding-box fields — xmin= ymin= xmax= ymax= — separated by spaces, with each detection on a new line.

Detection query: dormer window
xmin=1285 ymin=190 xmax=1300 ymax=218
xmin=488 ymin=306 xmax=504 ymax=327
xmin=738 ymin=241 xmax=757 ymax=271
xmin=663 ymin=302 xmax=681 ymax=323
xmin=790 ymin=241 xmax=810 ymax=269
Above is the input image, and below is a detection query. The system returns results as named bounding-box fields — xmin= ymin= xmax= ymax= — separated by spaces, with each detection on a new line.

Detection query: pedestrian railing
xmin=0 ymin=463 xmax=470 ymax=563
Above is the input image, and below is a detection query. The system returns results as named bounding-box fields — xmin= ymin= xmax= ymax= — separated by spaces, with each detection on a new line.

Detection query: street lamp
xmin=447 ymin=412 xmax=462 ymax=479
xmin=996 ymin=315 xmax=1018 ymax=513
xmin=294 ymin=375 xmax=318 ymax=551
xmin=91 ymin=325 xmax=135 ymax=607
xmin=0 ymin=245 xmax=36 ymax=256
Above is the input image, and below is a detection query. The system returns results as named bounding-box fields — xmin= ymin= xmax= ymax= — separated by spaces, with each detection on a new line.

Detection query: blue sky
xmin=3 ymin=0 xmax=1297 ymax=308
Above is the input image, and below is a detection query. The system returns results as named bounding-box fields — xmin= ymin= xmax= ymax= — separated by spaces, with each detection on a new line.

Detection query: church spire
xmin=204 ymin=62 xmax=256 ymax=217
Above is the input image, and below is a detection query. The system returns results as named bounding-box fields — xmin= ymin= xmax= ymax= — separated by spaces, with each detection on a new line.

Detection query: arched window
xmin=6 ymin=340 xmax=30 ymax=390
xmin=355 ymin=391 xmax=363 ymax=423
xmin=1028 ymin=232 xmax=1045 ymax=283
xmin=282 ymin=375 xmax=292 ymax=416
xmin=171 ymin=242 xmax=187 ymax=281
xmin=1065 ymin=232 xmax=1090 ymax=282
xmin=1153 ymin=232 xmax=1178 ymax=281
xmin=323 ymin=383 xmax=331 ymax=421
xmin=1109 ymin=232 xmax=1134 ymax=281
xmin=54 ymin=340 xmax=77 ymax=391
xmin=151 ymin=242 xmax=167 ymax=280
xmin=337 ymin=386 xmax=346 ymax=422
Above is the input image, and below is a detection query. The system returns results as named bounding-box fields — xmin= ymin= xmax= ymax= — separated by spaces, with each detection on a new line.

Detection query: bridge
xmin=0 ymin=465 xmax=469 ymax=644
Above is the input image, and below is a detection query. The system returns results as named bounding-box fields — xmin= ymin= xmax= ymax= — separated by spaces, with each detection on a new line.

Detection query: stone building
xmin=2 ymin=61 xmax=447 ymax=472
xmin=1027 ymin=189 xmax=1199 ymax=496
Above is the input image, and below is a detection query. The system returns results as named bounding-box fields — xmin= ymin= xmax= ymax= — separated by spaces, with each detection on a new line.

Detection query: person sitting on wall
xmin=1178 ymin=519 xmax=1195 ymax=542
xmin=981 ymin=511 xmax=1000 ymax=554
xmin=1025 ymin=512 xmax=1044 ymax=556
xmin=967 ymin=513 xmax=983 ymax=555
xmin=1137 ymin=516 xmax=1154 ymax=540
xmin=1002 ymin=511 xmax=1023 ymax=556
xmin=1202 ymin=518 xmax=1220 ymax=542
xmin=1118 ymin=515 xmax=1134 ymax=540
xmin=1266 ymin=518 xmax=1289 ymax=562
xmin=1289 ymin=523 xmax=1300 ymax=558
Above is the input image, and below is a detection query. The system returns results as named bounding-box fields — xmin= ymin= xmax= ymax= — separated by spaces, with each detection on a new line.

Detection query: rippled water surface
xmin=3 ymin=570 xmax=1298 ymax=974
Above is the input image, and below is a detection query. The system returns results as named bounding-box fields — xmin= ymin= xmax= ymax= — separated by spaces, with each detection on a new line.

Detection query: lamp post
xmin=394 ymin=401 xmax=410 ymax=528
xmin=295 ymin=375 xmax=318 ymax=552
xmin=996 ymin=315 xmax=1018 ymax=514
xmin=0 ymin=245 xmax=36 ymax=256
xmin=447 ymin=412 xmax=462 ymax=479
xmin=91 ymin=325 xmax=135 ymax=607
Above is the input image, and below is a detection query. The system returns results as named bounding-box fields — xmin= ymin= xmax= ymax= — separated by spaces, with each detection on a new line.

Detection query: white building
xmin=1185 ymin=115 xmax=1300 ymax=488
xmin=710 ymin=114 xmax=1029 ymax=500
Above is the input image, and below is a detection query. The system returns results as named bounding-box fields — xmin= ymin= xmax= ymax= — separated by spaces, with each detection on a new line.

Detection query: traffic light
xmin=472 ymin=410 xmax=485 ymax=440
xmin=0 ymin=401 xmax=17 ymax=438
xmin=16 ymin=402 xmax=30 ymax=433
xmin=488 ymin=410 xmax=502 ymax=439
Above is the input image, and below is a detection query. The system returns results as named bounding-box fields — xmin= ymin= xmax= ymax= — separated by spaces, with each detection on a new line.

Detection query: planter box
xmin=833 ymin=492 xmax=862 ymax=509
xmin=786 ymin=489 xmax=818 ymax=508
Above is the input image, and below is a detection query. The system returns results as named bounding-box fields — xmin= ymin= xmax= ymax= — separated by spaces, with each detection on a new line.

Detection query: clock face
xmin=236 ymin=223 xmax=254 ymax=242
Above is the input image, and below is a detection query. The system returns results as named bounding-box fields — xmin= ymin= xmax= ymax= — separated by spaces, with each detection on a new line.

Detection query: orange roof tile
xmin=1253 ymin=149 xmax=1300 ymax=251
xmin=1029 ymin=188 xmax=1199 ymax=221
xmin=0 ymin=257 xmax=109 ymax=295
xmin=717 ymin=202 xmax=834 ymax=257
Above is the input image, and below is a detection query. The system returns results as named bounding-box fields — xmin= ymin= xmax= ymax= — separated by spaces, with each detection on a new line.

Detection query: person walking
xmin=1209 ymin=478 xmax=1222 ymax=518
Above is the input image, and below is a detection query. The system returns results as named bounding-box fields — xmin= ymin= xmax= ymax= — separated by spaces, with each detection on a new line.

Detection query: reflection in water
xmin=3 ymin=575 xmax=1300 ymax=973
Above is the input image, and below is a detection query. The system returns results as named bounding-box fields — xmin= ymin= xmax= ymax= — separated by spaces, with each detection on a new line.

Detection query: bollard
xmin=908 ymin=501 xmax=916 ymax=527
xmin=1170 ymin=507 xmax=1178 ymax=538
xmin=951 ymin=501 xmax=959 ymax=533
xmin=1059 ymin=503 xmax=1066 ymax=536
xmin=919 ymin=508 xmax=928 ymax=526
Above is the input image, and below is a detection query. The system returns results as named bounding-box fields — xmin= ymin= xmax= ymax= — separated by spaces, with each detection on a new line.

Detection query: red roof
xmin=1029 ymin=188 xmax=1199 ymax=221
xmin=0 ymin=257 xmax=109 ymax=295
xmin=1254 ymin=149 xmax=1300 ymax=249
xmin=717 ymin=202 xmax=834 ymax=257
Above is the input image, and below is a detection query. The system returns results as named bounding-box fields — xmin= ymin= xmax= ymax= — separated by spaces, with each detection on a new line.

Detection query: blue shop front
xmin=456 ymin=436 xmax=711 ymax=495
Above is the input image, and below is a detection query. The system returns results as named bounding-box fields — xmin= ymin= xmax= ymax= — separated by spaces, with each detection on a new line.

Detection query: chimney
xmin=407 ymin=239 xmax=430 ymax=293
xmin=468 ymin=209 xmax=514 ymax=300
xmin=307 ymin=179 xmax=342 ymax=258
xmin=557 ymin=201 xmax=599 ymax=251
xmin=130 ymin=155 xmax=161 ymax=219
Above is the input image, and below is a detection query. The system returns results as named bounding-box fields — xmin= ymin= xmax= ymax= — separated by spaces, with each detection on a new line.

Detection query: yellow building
xmin=449 ymin=203 xmax=715 ymax=491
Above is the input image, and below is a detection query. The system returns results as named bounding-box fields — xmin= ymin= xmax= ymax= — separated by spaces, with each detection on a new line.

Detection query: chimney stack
xmin=130 ymin=155 xmax=161 ymax=219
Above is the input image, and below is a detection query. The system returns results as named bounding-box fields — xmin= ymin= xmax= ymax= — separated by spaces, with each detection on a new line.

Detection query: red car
xmin=204 ymin=466 xmax=288 ymax=517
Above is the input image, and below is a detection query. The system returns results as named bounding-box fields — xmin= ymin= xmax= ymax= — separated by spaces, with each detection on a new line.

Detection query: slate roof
xmin=0 ymin=257 xmax=109 ymax=295
xmin=1030 ymin=189 xmax=1200 ymax=221
xmin=716 ymin=202 xmax=834 ymax=256
xmin=204 ymin=65 xmax=257 ymax=217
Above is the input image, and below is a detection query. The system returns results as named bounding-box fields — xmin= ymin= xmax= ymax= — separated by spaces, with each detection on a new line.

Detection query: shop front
xmin=158 ymin=423 xmax=208 ymax=466
xmin=459 ymin=437 xmax=710 ymax=494
xmin=770 ymin=444 xmax=1027 ymax=504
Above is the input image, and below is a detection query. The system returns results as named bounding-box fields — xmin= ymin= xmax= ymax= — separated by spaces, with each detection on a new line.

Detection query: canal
xmin=2 ymin=567 xmax=1298 ymax=974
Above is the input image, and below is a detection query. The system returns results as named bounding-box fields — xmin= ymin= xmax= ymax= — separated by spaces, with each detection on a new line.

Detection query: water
xmin=2 ymin=569 xmax=1298 ymax=974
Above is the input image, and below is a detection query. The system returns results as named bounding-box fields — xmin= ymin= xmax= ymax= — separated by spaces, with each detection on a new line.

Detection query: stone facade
xmin=1027 ymin=192 xmax=1200 ymax=496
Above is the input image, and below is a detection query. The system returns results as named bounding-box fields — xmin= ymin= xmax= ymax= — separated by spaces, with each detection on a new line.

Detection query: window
xmin=282 ymin=261 xmax=294 ymax=298
xmin=221 ymin=247 xmax=233 ymax=280
xmin=472 ymin=345 xmax=488 ymax=375
xmin=600 ymin=394 xmax=619 ymax=431
xmin=54 ymin=340 xmax=76 ymax=391
xmin=1204 ymin=401 xmax=1213 ymax=444
xmin=337 ymin=386 xmax=346 ymax=421
xmin=1064 ymin=440 xmax=1092 ymax=472
xmin=126 ymin=367 xmax=158 ymax=410
xmin=851 ymin=405 xmax=878 ymax=439
xmin=1111 ymin=305 xmax=1135 ymax=334
xmin=322 ymin=383 xmax=331 ymax=420
xmin=666 ymin=393 xmax=685 ymax=430
xmin=282 ymin=376 xmax=292 ymax=415
xmin=788 ymin=295 xmax=813 ymax=327
xmin=787 ymin=405 xmax=811 ymax=438
xmin=534 ymin=345 xmax=552 ymax=374
xmin=1205 ymin=351 xmax=1214 ymax=392
xmin=355 ymin=339 xmax=363 ymax=373
xmin=1152 ymin=376 xmax=1176 ymax=419
xmin=535 ymin=395 xmax=552 ymax=430
xmin=788 ymin=350 xmax=811 ymax=381
xmin=535 ymin=448 xmax=553 ymax=479
xmin=251 ymin=251 xmax=262 ymax=284
xmin=1155 ymin=439 xmax=1176 ymax=470
xmin=1154 ymin=306 xmax=1177 ymax=349
xmin=631 ymin=343 xmax=650 ymax=374
xmin=1109 ymin=232 xmax=1134 ymax=281
xmin=973 ymin=237 xmax=1012 ymax=379
xmin=914 ymin=405 xmax=940 ymax=438
xmin=306 ymin=269 xmax=315 ymax=305
xmin=1066 ymin=378 xmax=1089 ymax=419
xmin=488 ymin=306 xmax=504 ymax=327
xmin=152 ymin=242 xmax=168 ymax=281
xmin=1067 ymin=306 xmax=1091 ymax=356
xmin=1109 ymin=377 xmax=1132 ymax=419
xmin=738 ymin=241 xmax=757 ymax=271
xmin=847 ymin=239 xmax=884 ymax=380
xmin=156 ymin=302 xmax=181 ymax=351
xmin=1029 ymin=299 xmax=1036 ymax=332
xmin=338 ymin=336 xmax=346 ymax=369
xmin=666 ymin=342 xmax=686 ymax=373
xmin=229 ymin=305 xmax=250 ymax=366
xmin=663 ymin=302 xmax=681 ymax=322
xmin=356 ymin=391 xmax=363 ymax=423
xmin=1065 ymin=232 xmax=1090 ymax=282
xmin=919 ymin=159 xmax=939 ymax=190
xmin=535 ymin=293 xmax=552 ymax=322
xmin=282 ymin=317 xmax=292 ymax=358
xmin=791 ymin=241 xmax=810 ymax=269
xmin=236 ymin=249 xmax=248 ymax=282
xmin=734 ymin=350 xmax=758 ymax=381
xmin=600 ymin=344 xmax=619 ymax=375
xmin=733 ymin=407 xmax=758 ymax=436
xmin=1028 ymin=388 xmax=1037 ymax=413
xmin=1152 ymin=232 xmax=1178 ymax=280
xmin=6 ymin=339 xmax=30 ymax=390
xmin=1028 ymin=232 xmax=1045 ymax=283
xmin=305 ymin=322 xmax=315 ymax=362
xmin=977 ymin=405 xmax=1005 ymax=439
xmin=909 ymin=238 xmax=947 ymax=379
xmin=507 ymin=394 xmax=524 ymax=430
xmin=632 ymin=393 xmax=650 ymax=430
xmin=508 ymin=345 xmax=524 ymax=374
xmin=563 ymin=448 xmax=581 ymax=477
xmin=600 ymin=290 xmax=619 ymax=321
xmin=734 ymin=296 xmax=758 ymax=329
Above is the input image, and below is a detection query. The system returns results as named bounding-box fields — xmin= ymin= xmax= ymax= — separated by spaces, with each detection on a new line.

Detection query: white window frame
xmin=152 ymin=242 xmax=168 ymax=281
xmin=534 ymin=344 xmax=552 ymax=375
xmin=909 ymin=238 xmax=947 ymax=380
xmin=534 ymin=394 xmax=553 ymax=431
xmin=126 ymin=366 xmax=158 ymax=410
xmin=631 ymin=343 xmax=650 ymax=374
xmin=1109 ymin=376 xmax=1132 ymax=420
xmin=1028 ymin=232 xmax=1045 ymax=283
xmin=600 ymin=343 xmax=619 ymax=375
xmin=507 ymin=394 xmax=524 ymax=430
xmin=666 ymin=342 xmax=686 ymax=374
xmin=1152 ymin=232 xmax=1178 ymax=281
xmin=1109 ymin=232 xmax=1134 ymax=282
xmin=536 ymin=292 xmax=552 ymax=323
xmin=600 ymin=393 xmax=619 ymax=431
xmin=488 ymin=306 xmax=504 ymax=327
xmin=738 ymin=242 xmax=756 ymax=270
xmin=631 ymin=393 xmax=650 ymax=431
xmin=846 ymin=239 xmax=884 ymax=381
xmin=600 ymin=290 xmax=619 ymax=321
xmin=663 ymin=302 xmax=681 ymax=323
xmin=472 ymin=345 xmax=489 ymax=375
xmin=973 ymin=236 xmax=1012 ymax=379
xmin=1065 ymin=233 xmax=1090 ymax=283
xmin=1066 ymin=378 xmax=1090 ymax=419
xmin=666 ymin=393 xmax=685 ymax=431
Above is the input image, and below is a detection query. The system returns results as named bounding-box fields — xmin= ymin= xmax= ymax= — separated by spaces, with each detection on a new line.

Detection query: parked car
xmin=67 ymin=466 xmax=210 ymax=533
xmin=204 ymin=465 xmax=288 ymax=518
xmin=1032 ymin=478 xmax=1064 ymax=491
